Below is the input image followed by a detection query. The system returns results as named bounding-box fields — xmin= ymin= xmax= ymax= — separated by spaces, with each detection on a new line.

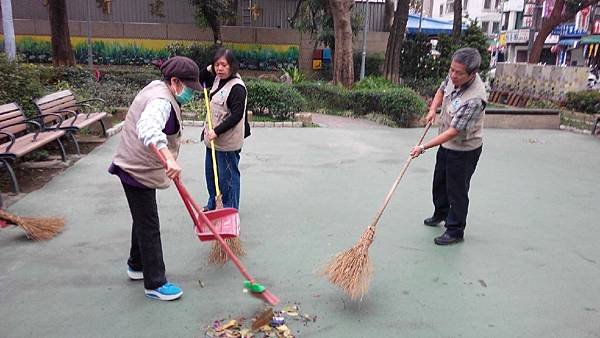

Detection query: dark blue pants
xmin=432 ymin=145 xmax=482 ymax=237
xmin=122 ymin=182 xmax=167 ymax=290
xmin=205 ymin=147 xmax=241 ymax=210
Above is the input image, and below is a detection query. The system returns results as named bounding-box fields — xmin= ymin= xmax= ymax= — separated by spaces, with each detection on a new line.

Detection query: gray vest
xmin=204 ymin=75 xmax=246 ymax=151
xmin=113 ymin=80 xmax=182 ymax=189
xmin=440 ymin=74 xmax=487 ymax=151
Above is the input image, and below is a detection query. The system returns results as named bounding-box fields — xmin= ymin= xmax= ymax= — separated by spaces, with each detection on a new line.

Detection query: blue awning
xmin=558 ymin=38 xmax=580 ymax=48
xmin=406 ymin=14 xmax=463 ymax=35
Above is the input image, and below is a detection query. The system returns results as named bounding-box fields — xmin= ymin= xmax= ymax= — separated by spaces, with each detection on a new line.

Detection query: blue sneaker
xmin=145 ymin=282 xmax=183 ymax=301
xmin=127 ymin=267 xmax=143 ymax=280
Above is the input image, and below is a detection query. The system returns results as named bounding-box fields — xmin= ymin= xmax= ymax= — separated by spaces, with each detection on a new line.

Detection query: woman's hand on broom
xmin=204 ymin=128 xmax=218 ymax=141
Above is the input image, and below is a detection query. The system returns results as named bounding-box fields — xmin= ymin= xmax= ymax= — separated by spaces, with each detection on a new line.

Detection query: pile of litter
xmin=204 ymin=304 xmax=317 ymax=338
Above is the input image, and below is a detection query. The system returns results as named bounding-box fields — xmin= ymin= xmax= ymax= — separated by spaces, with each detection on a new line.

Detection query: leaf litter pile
xmin=204 ymin=304 xmax=317 ymax=338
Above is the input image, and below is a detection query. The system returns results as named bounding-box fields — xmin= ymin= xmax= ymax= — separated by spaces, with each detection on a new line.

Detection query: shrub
xmin=565 ymin=91 xmax=600 ymax=115
xmin=0 ymin=54 xmax=44 ymax=116
xmin=402 ymin=77 xmax=444 ymax=99
xmin=353 ymin=52 xmax=384 ymax=80
xmin=349 ymin=87 xmax=427 ymax=126
xmin=246 ymin=79 xmax=306 ymax=118
xmin=349 ymin=90 xmax=384 ymax=115
xmin=353 ymin=76 xmax=396 ymax=91
xmin=293 ymin=82 xmax=349 ymax=112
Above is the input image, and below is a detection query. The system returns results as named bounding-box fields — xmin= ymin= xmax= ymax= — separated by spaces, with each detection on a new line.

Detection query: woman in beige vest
xmin=200 ymin=49 xmax=250 ymax=212
xmin=109 ymin=56 xmax=202 ymax=301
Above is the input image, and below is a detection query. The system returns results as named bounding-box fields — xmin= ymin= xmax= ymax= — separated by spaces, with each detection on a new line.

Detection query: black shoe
xmin=434 ymin=232 xmax=464 ymax=245
xmin=424 ymin=216 xmax=445 ymax=227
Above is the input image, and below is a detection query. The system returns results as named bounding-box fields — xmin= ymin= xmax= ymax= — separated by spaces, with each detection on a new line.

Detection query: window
xmin=494 ymin=0 xmax=501 ymax=10
xmin=446 ymin=0 xmax=454 ymax=13
xmin=484 ymin=0 xmax=491 ymax=9
xmin=481 ymin=21 xmax=490 ymax=34
xmin=463 ymin=0 xmax=468 ymax=8
xmin=515 ymin=11 xmax=524 ymax=29
xmin=439 ymin=4 xmax=444 ymax=16
xmin=502 ymin=12 xmax=509 ymax=30
xmin=492 ymin=21 xmax=500 ymax=33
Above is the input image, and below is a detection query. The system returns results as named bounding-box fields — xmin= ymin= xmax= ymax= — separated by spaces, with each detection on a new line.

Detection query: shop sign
xmin=506 ymin=29 xmax=530 ymax=43
xmin=552 ymin=23 xmax=587 ymax=37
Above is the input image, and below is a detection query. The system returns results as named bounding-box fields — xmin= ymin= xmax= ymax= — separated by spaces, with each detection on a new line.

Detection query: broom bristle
xmin=0 ymin=210 xmax=64 ymax=240
xmin=208 ymin=195 xmax=245 ymax=265
xmin=208 ymin=237 xmax=246 ymax=265
xmin=321 ymin=226 xmax=375 ymax=301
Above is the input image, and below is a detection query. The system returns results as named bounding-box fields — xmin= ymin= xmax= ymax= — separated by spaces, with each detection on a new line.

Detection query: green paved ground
xmin=1 ymin=126 xmax=599 ymax=337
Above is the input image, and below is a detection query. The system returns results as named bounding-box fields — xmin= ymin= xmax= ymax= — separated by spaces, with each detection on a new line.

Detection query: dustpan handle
xmin=150 ymin=144 xmax=256 ymax=283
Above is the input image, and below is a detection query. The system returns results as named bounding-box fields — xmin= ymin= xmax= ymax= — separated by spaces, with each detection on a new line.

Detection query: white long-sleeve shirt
xmin=136 ymin=98 xmax=172 ymax=150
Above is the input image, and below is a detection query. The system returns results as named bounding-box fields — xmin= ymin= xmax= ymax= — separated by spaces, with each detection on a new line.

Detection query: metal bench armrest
xmin=76 ymin=98 xmax=106 ymax=108
xmin=0 ymin=131 xmax=17 ymax=153
xmin=74 ymin=103 xmax=95 ymax=118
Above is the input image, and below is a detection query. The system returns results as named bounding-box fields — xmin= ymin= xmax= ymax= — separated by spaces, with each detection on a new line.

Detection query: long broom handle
xmin=150 ymin=145 xmax=256 ymax=284
xmin=369 ymin=122 xmax=432 ymax=228
xmin=202 ymin=84 xmax=222 ymax=198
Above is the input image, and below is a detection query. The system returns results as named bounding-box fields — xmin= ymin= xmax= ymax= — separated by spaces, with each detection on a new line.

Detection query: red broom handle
xmin=150 ymin=145 xmax=256 ymax=283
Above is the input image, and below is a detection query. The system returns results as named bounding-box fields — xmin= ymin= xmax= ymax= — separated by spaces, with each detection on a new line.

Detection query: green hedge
xmin=0 ymin=54 xmax=45 ymax=116
xmin=353 ymin=76 xmax=396 ymax=91
xmin=246 ymin=79 xmax=306 ymax=118
xmin=349 ymin=87 xmax=427 ymax=126
xmin=292 ymin=82 xmax=350 ymax=112
xmin=565 ymin=91 xmax=600 ymax=115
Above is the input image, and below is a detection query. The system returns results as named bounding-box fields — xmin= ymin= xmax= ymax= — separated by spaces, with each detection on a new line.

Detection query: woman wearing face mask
xmin=200 ymin=48 xmax=250 ymax=212
xmin=109 ymin=56 xmax=201 ymax=301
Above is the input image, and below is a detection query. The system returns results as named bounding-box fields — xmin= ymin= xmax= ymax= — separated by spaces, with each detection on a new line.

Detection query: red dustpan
xmin=195 ymin=208 xmax=240 ymax=241
xmin=150 ymin=145 xmax=279 ymax=306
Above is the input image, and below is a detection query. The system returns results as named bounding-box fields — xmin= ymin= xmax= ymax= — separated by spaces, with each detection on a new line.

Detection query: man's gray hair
xmin=452 ymin=48 xmax=481 ymax=74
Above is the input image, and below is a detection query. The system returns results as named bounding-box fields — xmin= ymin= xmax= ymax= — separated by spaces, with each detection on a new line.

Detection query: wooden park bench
xmin=0 ymin=103 xmax=67 ymax=194
xmin=34 ymin=90 xmax=108 ymax=155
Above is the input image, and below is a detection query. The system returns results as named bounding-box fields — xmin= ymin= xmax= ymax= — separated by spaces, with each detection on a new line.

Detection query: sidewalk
xmin=1 ymin=125 xmax=599 ymax=337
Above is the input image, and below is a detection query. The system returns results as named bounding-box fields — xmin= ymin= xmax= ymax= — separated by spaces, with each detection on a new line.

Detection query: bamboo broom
xmin=0 ymin=209 xmax=64 ymax=240
xmin=202 ymin=83 xmax=245 ymax=265
xmin=321 ymin=123 xmax=432 ymax=300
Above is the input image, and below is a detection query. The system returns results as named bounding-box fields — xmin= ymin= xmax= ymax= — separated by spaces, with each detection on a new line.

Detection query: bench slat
xmin=0 ymin=105 xmax=27 ymax=138
xmin=37 ymin=96 xmax=77 ymax=114
xmin=0 ymin=130 xmax=65 ymax=157
xmin=0 ymin=103 xmax=20 ymax=114
xmin=34 ymin=90 xmax=73 ymax=106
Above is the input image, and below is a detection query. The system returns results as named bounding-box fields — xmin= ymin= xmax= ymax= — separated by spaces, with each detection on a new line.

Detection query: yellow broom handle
xmin=203 ymin=86 xmax=221 ymax=197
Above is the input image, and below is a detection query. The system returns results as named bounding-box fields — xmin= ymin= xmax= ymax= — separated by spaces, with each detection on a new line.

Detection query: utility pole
xmin=418 ymin=0 xmax=424 ymax=32
xmin=86 ymin=0 xmax=93 ymax=70
xmin=360 ymin=0 xmax=370 ymax=80
xmin=1 ymin=0 xmax=16 ymax=61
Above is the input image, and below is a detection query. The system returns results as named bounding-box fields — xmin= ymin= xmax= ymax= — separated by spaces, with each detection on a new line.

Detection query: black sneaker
xmin=434 ymin=232 xmax=464 ymax=245
xmin=423 ymin=216 xmax=445 ymax=227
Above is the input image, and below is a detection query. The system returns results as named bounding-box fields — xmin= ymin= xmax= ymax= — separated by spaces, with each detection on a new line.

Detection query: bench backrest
xmin=34 ymin=90 xmax=78 ymax=124
xmin=0 ymin=103 xmax=27 ymax=140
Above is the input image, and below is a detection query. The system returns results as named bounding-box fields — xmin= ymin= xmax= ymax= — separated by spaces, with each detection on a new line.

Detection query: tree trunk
xmin=327 ymin=0 xmax=354 ymax=88
xmin=452 ymin=0 xmax=462 ymax=42
xmin=1 ymin=0 xmax=16 ymax=61
xmin=383 ymin=0 xmax=395 ymax=32
xmin=528 ymin=16 xmax=562 ymax=63
xmin=47 ymin=0 xmax=74 ymax=66
xmin=201 ymin=2 xmax=223 ymax=45
xmin=383 ymin=0 xmax=409 ymax=84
